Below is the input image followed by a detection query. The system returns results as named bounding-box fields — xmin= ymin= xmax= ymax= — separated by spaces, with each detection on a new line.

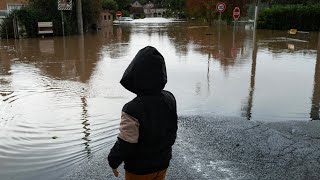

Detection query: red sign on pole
xmin=233 ymin=7 xmax=240 ymax=20
xmin=216 ymin=2 xmax=226 ymax=13
xmin=116 ymin=11 xmax=122 ymax=17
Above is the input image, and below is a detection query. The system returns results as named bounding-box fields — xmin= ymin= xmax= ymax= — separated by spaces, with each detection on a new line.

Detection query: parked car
xmin=113 ymin=17 xmax=134 ymax=24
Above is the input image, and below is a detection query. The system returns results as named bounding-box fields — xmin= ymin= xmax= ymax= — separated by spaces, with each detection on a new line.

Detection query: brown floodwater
xmin=0 ymin=21 xmax=319 ymax=179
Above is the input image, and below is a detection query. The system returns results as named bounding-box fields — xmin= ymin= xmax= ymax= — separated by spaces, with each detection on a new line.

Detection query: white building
xmin=143 ymin=1 xmax=166 ymax=18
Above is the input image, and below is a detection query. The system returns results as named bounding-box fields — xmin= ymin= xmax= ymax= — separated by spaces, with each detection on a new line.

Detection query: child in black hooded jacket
xmin=108 ymin=46 xmax=178 ymax=180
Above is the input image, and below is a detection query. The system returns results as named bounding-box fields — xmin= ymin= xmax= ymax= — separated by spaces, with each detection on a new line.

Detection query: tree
xmin=102 ymin=0 xmax=118 ymax=10
xmin=81 ymin=0 xmax=101 ymax=30
xmin=163 ymin=0 xmax=186 ymax=17
xmin=185 ymin=0 xmax=209 ymax=18
xmin=226 ymin=0 xmax=249 ymax=18
xmin=270 ymin=0 xmax=319 ymax=5
xmin=22 ymin=0 xmax=100 ymax=35
xmin=116 ymin=0 xmax=132 ymax=11
xmin=185 ymin=0 xmax=249 ymax=22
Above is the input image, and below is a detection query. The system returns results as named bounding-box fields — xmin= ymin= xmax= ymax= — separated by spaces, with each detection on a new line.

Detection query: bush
xmin=0 ymin=0 xmax=101 ymax=38
xmin=258 ymin=4 xmax=320 ymax=31
xmin=0 ymin=18 xmax=14 ymax=39
xmin=15 ymin=7 xmax=42 ymax=37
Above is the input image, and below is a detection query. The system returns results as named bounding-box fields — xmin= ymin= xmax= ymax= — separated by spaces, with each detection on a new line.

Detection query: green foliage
xmin=14 ymin=7 xmax=42 ymax=37
xmin=0 ymin=17 xmax=14 ymax=38
xmin=164 ymin=0 xmax=185 ymax=11
xmin=116 ymin=0 xmax=132 ymax=11
xmin=270 ymin=0 xmax=319 ymax=5
xmin=131 ymin=0 xmax=165 ymax=5
xmin=258 ymin=4 xmax=320 ymax=31
xmin=0 ymin=0 xmax=102 ymax=38
xmin=82 ymin=0 xmax=101 ymax=30
xmin=102 ymin=0 xmax=118 ymax=10
xmin=29 ymin=0 xmax=67 ymax=35
xmin=137 ymin=0 xmax=147 ymax=4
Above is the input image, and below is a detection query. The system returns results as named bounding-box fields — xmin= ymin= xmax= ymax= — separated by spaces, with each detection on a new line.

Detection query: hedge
xmin=258 ymin=4 xmax=320 ymax=31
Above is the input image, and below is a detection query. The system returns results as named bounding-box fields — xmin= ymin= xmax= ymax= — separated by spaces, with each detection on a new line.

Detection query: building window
xmin=7 ymin=4 xmax=23 ymax=14
xmin=104 ymin=15 xmax=107 ymax=21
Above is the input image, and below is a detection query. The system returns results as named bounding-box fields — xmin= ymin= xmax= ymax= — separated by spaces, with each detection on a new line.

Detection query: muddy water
xmin=0 ymin=22 xmax=319 ymax=179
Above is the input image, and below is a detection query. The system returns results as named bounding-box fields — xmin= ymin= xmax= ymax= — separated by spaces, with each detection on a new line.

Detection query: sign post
xmin=233 ymin=7 xmax=240 ymax=21
xmin=233 ymin=7 xmax=240 ymax=32
xmin=116 ymin=11 xmax=122 ymax=17
xmin=58 ymin=0 xmax=72 ymax=36
xmin=216 ymin=2 xmax=226 ymax=23
xmin=116 ymin=11 xmax=122 ymax=24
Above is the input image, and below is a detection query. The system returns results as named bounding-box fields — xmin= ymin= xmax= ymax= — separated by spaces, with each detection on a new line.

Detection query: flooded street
xmin=0 ymin=21 xmax=319 ymax=179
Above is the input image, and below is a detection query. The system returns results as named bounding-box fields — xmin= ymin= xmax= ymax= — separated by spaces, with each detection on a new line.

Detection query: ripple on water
xmin=0 ymin=113 xmax=119 ymax=178
xmin=0 ymin=67 xmax=121 ymax=179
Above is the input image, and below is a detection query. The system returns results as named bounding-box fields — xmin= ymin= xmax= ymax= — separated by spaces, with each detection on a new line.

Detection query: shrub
xmin=258 ymin=4 xmax=320 ymax=31
xmin=0 ymin=17 xmax=14 ymax=39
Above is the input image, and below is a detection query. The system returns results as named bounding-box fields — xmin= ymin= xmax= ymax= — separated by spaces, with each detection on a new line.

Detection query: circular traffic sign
xmin=216 ymin=2 xmax=226 ymax=13
xmin=233 ymin=7 xmax=240 ymax=20
xmin=116 ymin=11 xmax=122 ymax=17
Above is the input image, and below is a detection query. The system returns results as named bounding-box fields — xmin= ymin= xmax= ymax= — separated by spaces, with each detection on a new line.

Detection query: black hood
xmin=120 ymin=46 xmax=167 ymax=95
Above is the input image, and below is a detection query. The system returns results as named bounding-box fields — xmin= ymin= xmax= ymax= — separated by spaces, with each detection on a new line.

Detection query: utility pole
xmin=253 ymin=0 xmax=261 ymax=30
xmin=310 ymin=31 xmax=320 ymax=120
xmin=77 ymin=0 xmax=83 ymax=34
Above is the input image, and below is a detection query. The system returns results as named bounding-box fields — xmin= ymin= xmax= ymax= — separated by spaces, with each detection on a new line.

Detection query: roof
xmin=144 ymin=1 xmax=154 ymax=9
xmin=132 ymin=1 xmax=143 ymax=8
xmin=143 ymin=2 xmax=164 ymax=9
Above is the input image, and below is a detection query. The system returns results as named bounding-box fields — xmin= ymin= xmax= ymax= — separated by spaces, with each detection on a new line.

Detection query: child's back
xmin=108 ymin=46 xmax=178 ymax=179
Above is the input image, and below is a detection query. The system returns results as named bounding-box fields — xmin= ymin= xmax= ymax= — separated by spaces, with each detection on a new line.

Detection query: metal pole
xmin=77 ymin=0 xmax=83 ymax=34
xmin=61 ymin=11 xmax=65 ymax=36
xmin=254 ymin=0 xmax=260 ymax=30
xmin=233 ymin=21 xmax=235 ymax=48
xmin=6 ymin=25 xmax=8 ymax=40
xmin=310 ymin=31 xmax=320 ymax=120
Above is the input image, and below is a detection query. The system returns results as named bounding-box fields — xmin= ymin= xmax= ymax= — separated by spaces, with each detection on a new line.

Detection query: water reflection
xmin=242 ymin=28 xmax=258 ymax=120
xmin=310 ymin=32 xmax=320 ymax=120
xmin=0 ymin=26 xmax=127 ymax=179
xmin=167 ymin=24 xmax=252 ymax=73
xmin=81 ymin=96 xmax=91 ymax=157
xmin=0 ymin=37 xmax=94 ymax=82
xmin=107 ymin=26 xmax=131 ymax=59
xmin=207 ymin=50 xmax=212 ymax=96
xmin=257 ymin=30 xmax=317 ymax=53
xmin=0 ymin=47 xmax=12 ymax=85
xmin=0 ymin=26 xmax=134 ymax=83
xmin=0 ymin=22 xmax=319 ymax=179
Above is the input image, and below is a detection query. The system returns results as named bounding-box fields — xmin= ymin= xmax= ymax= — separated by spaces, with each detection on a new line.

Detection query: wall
xmin=0 ymin=0 xmax=28 ymax=10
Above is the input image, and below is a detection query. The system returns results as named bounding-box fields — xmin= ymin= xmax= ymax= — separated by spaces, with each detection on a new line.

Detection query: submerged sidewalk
xmin=62 ymin=115 xmax=320 ymax=180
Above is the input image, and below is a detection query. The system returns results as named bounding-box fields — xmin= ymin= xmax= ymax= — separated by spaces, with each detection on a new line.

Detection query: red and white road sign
xmin=116 ymin=11 xmax=122 ymax=17
xmin=233 ymin=7 xmax=240 ymax=20
xmin=216 ymin=2 xmax=226 ymax=13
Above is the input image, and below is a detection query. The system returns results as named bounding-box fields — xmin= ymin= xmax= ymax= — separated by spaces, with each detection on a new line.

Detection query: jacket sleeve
xmin=108 ymin=112 xmax=139 ymax=169
xmin=164 ymin=90 xmax=178 ymax=147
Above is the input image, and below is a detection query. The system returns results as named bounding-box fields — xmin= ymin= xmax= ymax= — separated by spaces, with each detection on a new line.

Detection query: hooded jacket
xmin=108 ymin=46 xmax=178 ymax=175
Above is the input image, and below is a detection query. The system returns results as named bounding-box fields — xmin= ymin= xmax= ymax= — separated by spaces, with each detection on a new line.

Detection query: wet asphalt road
xmin=62 ymin=115 xmax=320 ymax=180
